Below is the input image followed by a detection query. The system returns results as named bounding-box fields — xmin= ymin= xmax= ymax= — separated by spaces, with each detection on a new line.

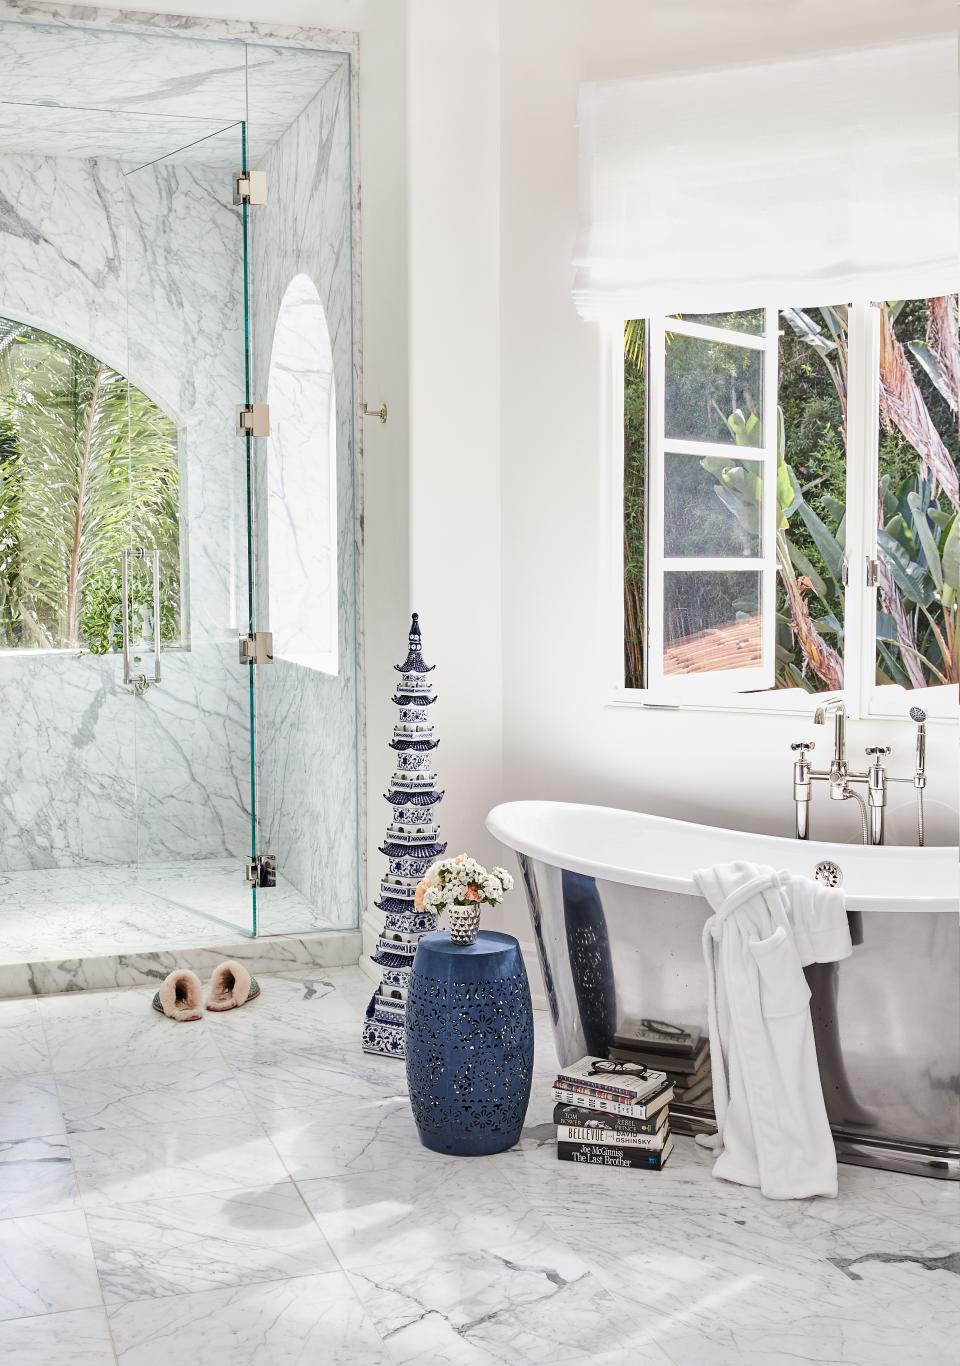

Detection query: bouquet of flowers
xmin=415 ymin=854 xmax=514 ymax=945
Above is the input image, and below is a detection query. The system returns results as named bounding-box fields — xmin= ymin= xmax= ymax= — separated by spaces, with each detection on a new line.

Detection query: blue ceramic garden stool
xmin=405 ymin=930 xmax=534 ymax=1156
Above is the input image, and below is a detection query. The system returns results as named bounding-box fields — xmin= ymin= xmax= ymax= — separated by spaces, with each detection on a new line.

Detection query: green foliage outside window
xmin=623 ymin=299 xmax=960 ymax=692
xmin=0 ymin=317 xmax=182 ymax=653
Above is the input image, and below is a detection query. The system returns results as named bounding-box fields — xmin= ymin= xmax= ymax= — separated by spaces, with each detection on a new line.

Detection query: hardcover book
xmin=551 ymin=1081 xmax=674 ymax=1120
xmin=551 ymin=1101 xmax=669 ymax=1135
xmin=557 ymin=1134 xmax=675 ymax=1170
xmin=554 ymin=1057 xmax=667 ymax=1106
xmin=610 ymin=1040 xmax=710 ymax=1075
xmin=670 ymin=1072 xmax=713 ymax=1105
xmin=613 ymin=1019 xmax=702 ymax=1056
xmin=556 ymin=1124 xmax=669 ymax=1150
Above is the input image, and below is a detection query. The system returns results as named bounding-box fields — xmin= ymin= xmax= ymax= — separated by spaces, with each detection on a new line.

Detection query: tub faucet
xmin=790 ymin=702 xmax=929 ymax=846
xmin=791 ymin=698 xmax=886 ymax=845
xmin=813 ymin=699 xmax=847 ymax=790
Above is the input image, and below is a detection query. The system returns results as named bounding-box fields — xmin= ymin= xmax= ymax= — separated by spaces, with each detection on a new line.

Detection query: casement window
xmin=619 ymin=299 xmax=959 ymax=717
xmin=574 ymin=35 xmax=957 ymax=718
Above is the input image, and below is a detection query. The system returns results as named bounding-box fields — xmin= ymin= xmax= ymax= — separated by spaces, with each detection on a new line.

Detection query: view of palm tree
xmin=0 ymin=317 xmax=182 ymax=653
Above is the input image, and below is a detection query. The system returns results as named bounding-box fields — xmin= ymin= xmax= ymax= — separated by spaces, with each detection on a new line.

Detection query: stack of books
xmin=608 ymin=1019 xmax=711 ymax=1111
xmin=551 ymin=1056 xmax=674 ymax=1170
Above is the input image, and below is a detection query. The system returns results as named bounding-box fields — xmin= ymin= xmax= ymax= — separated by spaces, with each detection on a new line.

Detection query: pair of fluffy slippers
xmin=152 ymin=962 xmax=261 ymax=1021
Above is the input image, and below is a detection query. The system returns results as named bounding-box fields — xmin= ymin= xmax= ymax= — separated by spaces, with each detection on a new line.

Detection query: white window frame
xmin=607 ymin=298 xmax=959 ymax=723
xmin=645 ymin=310 xmax=779 ymax=699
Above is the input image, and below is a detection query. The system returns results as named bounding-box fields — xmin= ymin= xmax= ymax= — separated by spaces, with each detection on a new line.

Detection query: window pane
xmin=774 ymin=305 xmax=847 ymax=693
xmin=875 ymin=295 xmax=959 ymax=691
xmin=664 ymin=333 xmax=763 ymax=445
xmin=623 ymin=319 xmax=646 ymax=689
xmin=671 ymin=309 xmax=764 ymax=336
xmin=663 ymin=570 xmax=761 ymax=675
xmin=664 ymin=454 xmax=762 ymax=557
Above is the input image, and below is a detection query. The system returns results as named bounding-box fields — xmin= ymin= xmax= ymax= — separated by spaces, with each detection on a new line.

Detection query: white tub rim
xmin=486 ymin=799 xmax=959 ymax=915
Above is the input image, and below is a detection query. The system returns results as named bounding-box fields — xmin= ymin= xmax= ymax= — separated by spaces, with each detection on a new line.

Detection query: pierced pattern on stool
xmin=406 ymin=972 xmax=534 ymax=1148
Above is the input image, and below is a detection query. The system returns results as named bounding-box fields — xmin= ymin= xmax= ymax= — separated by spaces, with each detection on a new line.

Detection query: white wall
xmin=406 ymin=0 xmax=503 ymax=869
xmin=496 ymin=0 xmax=959 ymax=897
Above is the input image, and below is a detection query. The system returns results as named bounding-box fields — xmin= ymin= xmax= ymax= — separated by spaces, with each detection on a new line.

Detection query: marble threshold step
xmin=0 ymin=929 xmax=362 ymax=999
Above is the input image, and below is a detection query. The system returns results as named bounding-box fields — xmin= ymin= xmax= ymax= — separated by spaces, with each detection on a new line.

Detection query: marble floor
xmin=0 ymin=967 xmax=956 ymax=1366
xmin=0 ymin=859 xmax=338 ymax=965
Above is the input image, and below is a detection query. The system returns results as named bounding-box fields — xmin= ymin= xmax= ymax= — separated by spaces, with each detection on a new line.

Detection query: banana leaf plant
xmin=782 ymin=298 xmax=958 ymax=688
xmin=704 ymin=400 xmax=845 ymax=691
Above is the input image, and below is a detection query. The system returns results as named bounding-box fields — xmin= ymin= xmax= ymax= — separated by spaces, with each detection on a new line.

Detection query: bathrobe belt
xmin=706 ymin=869 xmax=791 ymax=936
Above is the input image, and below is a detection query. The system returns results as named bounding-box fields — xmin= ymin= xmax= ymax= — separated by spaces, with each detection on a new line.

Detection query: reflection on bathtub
xmin=490 ymin=800 xmax=960 ymax=1180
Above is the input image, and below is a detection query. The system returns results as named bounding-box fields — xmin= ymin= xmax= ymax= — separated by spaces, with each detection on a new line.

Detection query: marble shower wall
xmin=0 ymin=146 xmax=252 ymax=870
xmin=250 ymin=60 xmax=362 ymax=931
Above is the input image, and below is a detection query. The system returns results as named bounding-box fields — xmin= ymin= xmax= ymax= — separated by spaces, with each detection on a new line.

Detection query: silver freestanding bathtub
xmin=486 ymin=800 xmax=960 ymax=1180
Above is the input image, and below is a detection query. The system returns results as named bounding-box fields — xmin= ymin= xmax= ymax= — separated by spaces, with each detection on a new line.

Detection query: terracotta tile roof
xmin=663 ymin=614 xmax=762 ymax=675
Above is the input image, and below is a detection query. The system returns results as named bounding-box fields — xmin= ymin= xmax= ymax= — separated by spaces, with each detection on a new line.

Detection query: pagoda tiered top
xmin=394 ymin=612 xmax=435 ymax=675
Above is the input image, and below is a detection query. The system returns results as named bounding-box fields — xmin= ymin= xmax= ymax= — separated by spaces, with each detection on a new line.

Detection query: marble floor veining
xmin=0 ymin=967 xmax=956 ymax=1365
xmin=0 ymin=858 xmax=338 ymax=967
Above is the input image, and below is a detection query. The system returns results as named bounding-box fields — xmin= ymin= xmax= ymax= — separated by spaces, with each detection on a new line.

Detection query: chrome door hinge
xmin=840 ymin=556 xmax=849 ymax=588
xmin=244 ymin=854 xmax=277 ymax=888
xmin=865 ymin=556 xmax=880 ymax=588
xmin=233 ymin=170 xmax=267 ymax=205
xmin=239 ymin=631 xmax=274 ymax=665
xmin=238 ymin=403 xmax=269 ymax=437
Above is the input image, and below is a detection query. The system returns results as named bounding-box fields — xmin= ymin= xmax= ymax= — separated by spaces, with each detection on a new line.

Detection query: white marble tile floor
xmin=0 ymin=967 xmax=956 ymax=1365
xmin=0 ymin=858 xmax=335 ymax=966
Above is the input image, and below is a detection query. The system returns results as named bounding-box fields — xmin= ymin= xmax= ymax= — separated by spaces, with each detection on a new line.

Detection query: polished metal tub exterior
xmin=487 ymin=801 xmax=960 ymax=1180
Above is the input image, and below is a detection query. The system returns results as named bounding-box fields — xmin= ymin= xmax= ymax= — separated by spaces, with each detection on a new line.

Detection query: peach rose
xmin=464 ymin=884 xmax=481 ymax=902
xmin=414 ymin=878 xmax=430 ymax=911
xmin=454 ymin=853 xmax=468 ymax=864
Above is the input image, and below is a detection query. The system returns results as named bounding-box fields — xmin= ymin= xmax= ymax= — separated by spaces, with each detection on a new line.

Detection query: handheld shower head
xmin=908 ymin=706 xmax=927 ymax=845
xmin=910 ymin=706 xmax=927 ymax=779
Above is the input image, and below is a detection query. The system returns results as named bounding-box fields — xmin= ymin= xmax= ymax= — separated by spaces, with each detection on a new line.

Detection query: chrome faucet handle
xmin=865 ymin=746 xmax=891 ymax=758
xmin=790 ymin=741 xmax=815 ymax=752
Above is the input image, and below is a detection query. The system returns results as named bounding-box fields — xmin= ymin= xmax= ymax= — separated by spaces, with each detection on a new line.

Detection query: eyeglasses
xmin=588 ymin=1059 xmax=651 ymax=1079
xmin=640 ymin=1018 xmax=688 ymax=1039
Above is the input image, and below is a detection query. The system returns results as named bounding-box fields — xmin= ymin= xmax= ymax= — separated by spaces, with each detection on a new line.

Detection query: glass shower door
xmin=0 ymin=16 xmax=360 ymax=950
xmin=245 ymin=47 xmax=362 ymax=938
xmin=121 ymin=116 xmax=258 ymax=936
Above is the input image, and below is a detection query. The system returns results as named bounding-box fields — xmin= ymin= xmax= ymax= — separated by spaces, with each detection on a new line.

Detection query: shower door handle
xmin=121 ymin=548 xmax=162 ymax=686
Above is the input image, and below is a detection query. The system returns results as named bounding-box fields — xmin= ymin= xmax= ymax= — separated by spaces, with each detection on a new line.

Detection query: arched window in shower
xmin=0 ymin=315 xmax=181 ymax=653
xmin=266 ymin=274 xmax=339 ymax=674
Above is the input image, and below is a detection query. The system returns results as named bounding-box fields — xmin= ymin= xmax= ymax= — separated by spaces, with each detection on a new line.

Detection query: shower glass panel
xmin=0 ymin=19 xmax=256 ymax=943
xmin=122 ymin=117 xmax=256 ymax=936
xmin=247 ymin=48 xmax=362 ymax=936
xmin=0 ymin=17 xmax=361 ymax=958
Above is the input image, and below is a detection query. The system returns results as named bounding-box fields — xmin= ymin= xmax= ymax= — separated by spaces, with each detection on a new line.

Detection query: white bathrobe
xmin=693 ymin=861 xmax=852 ymax=1200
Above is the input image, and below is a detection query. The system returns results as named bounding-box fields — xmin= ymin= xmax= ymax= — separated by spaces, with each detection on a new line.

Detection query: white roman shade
xmin=574 ymin=36 xmax=959 ymax=320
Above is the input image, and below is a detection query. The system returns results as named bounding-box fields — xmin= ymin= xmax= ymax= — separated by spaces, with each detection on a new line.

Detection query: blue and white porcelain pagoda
xmin=362 ymin=613 xmax=447 ymax=1058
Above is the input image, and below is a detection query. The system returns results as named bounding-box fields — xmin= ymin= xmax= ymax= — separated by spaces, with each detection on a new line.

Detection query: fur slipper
xmin=206 ymin=961 xmax=260 ymax=1012
xmin=152 ymin=969 xmax=203 ymax=1022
